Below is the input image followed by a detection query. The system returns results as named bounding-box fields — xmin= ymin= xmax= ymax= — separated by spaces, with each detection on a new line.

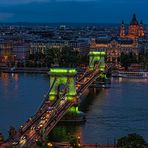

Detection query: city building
xmin=91 ymin=37 xmax=139 ymax=64
xmin=30 ymin=39 xmax=89 ymax=55
xmin=12 ymin=41 xmax=30 ymax=61
xmin=120 ymin=14 xmax=144 ymax=39
xmin=91 ymin=14 xmax=146 ymax=67
xmin=0 ymin=18 xmax=147 ymax=67
xmin=0 ymin=39 xmax=13 ymax=63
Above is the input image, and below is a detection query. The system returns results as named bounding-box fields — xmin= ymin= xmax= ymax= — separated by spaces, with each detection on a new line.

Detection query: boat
xmin=112 ymin=71 xmax=148 ymax=79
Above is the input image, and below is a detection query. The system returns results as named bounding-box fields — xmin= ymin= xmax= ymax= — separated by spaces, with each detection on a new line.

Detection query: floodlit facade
xmin=120 ymin=14 xmax=144 ymax=39
xmin=91 ymin=14 xmax=145 ymax=66
xmin=91 ymin=37 xmax=139 ymax=64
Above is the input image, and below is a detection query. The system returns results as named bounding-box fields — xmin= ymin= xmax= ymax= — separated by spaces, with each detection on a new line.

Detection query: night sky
xmin=0 ymin=0 xmax=147 ymax=23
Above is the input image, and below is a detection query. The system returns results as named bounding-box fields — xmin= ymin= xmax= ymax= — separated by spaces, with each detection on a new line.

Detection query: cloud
xmin=0 ymin=13 xmax=14 ymax=20
xmin=0 ymin=0 xmax=147 ymax=5
xmin=56 ymin=0 xmax=96 ymax=1
xmin=0 ymin=0 xmax=48 ymax=5
xmin=56 ymin=0 xmax=147 ymax=2
xmin=0 ymin=0 xmax=147 ymax=23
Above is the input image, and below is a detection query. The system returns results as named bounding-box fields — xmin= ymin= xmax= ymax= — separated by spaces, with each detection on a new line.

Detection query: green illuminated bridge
xmin=3 ymin=51 xmax=107 ymax=147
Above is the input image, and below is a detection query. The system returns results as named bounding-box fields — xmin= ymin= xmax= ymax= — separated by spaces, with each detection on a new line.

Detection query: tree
xmin=117 ymin=133 xmax=146 ymax=148
xmin=36 ymin=140 xmax=43 ymax=147
xmin=79 ymin=54 xmax=89 ymax=66
xmin=129 ymin=52 xmax=137 ymax=63
xmin=68 ymin=136 xmax=79 ymax=148
xmin=28 ymin=54 xmax=35 ymax=60
xmin=139 ymin=52 xmax=148 ymax=70
xmin=60 ymin=46 xmax=79 ymax=67
xmin=45 ymin=48 xmax=56 ymax=66
xmin=120 ymin=52 xmax=130 ymax=70
xmin=120 ymin=52 xmax=137 ymax=70
xmin=8 ymin=126 xmax=17 ymax=140
xmin=0 ymin=133 xmax=4 ymax=144
xmin=28 ymin=46 xmax=88 ymax=68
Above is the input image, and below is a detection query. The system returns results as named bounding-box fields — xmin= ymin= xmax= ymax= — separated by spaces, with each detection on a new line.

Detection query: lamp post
xmin=47 ymin=142 xmax=53 ymax=147
xmin=77 ymin=136 xmax=81 ymax=148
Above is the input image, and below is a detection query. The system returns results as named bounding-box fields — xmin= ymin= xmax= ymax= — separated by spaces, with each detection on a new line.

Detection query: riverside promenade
xmin=52 ymin=143 xmax=116 ymax=148
xmin=0 ymin=67 xmax=48 ymax=74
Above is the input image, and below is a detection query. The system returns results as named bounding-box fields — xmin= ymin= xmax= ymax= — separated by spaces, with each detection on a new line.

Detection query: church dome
xmin=130 ymin=14 xmax=139 ymax=25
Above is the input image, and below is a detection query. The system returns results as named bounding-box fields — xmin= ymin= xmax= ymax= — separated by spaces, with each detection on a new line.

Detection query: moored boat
xmin=112 ymin=71 xmax=148 ymax=79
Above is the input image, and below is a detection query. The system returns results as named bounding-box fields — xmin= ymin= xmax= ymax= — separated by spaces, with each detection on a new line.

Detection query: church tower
xmin=139 ymin=20 xmax=144 ymax=37
xmin=90 ymin=38 xmax=96 ymax=48
xmin=120 ymin=20 xmax=126 ymax=38
xmin=128 ymin=14 xmax=139 ymax=39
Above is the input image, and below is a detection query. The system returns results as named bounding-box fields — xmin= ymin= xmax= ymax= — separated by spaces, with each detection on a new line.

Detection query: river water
xmin=0 ymin=73 xmax=148 ymax=144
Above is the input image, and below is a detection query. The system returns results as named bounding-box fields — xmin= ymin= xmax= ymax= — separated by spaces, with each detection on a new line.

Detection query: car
xmin=19 ymin=135 xmax=27 ymax=145
xmin=21 ymin=135 xmax=27 ymax=140
xmin=12 ymin=141 xmax=19 ymax=146
xmin=40 ymin=120 xmax=46 ymax=124
xmin=31 ymin=126 xmax=35 ymax=130
xmin=48 ymin=106 xmax=54 ymax=111
xmin=41 ymin=116 xmax=45 ymax=120
xmin=60 ymin=99 xmax=66 ymax=106
xmin=36 ymin=124 xmax=43 ymax=130
xmin=39 ymin=124 xmax=43 ymax=128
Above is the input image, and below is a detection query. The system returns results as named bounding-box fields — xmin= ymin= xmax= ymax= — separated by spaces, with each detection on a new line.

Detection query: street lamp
xmin=77 ymin=136 xmax=81 ymax=147
xmin=47 ymin=142 xmax=53 ymax=147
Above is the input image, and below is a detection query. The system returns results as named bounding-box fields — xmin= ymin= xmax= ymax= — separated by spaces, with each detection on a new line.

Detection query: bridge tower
xmin=49 ymin=68 xmax=77 ymax=102
xmin=89 ymin=51 xmax=106 ymax=71
xmin=89 ymin=51 xmax=108 ymax=86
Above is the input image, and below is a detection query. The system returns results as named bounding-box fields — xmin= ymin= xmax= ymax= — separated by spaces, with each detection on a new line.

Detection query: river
xmin=0 ymin=73 xmax=148 ymax=144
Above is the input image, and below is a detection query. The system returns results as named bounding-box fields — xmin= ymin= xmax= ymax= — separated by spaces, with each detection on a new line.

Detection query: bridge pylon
xmin=89 ymin=51 xmax=106 ymax=71
xmin=89 ymin=51 xmax=108 ymax=86
xmin=49 ymin=68 xmax=77 ymax=101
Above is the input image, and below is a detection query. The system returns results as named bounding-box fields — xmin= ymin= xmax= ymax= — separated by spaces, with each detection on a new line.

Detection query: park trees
xmin=117 ymin=133 xmax=146 ymax=148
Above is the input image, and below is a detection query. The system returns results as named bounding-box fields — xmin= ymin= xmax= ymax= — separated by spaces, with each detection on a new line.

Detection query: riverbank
xmin=53 ymin=142 xmax=116 ymax=148
xmin=0 ymin=67 xmax=48 ymax=74
xmin=1 ymin=73 xmax=148 ymax=144
xmin=0 ymin=66 xmax=86 ymax=75
xmin=0 ymin=142 xmax=117 ymax=148
xmin=112 ymin=70 xmax=148 ymax=79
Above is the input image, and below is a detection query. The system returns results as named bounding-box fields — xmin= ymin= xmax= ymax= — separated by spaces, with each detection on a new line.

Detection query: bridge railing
xmin=9 ymin=69 xmax=102 ymax=146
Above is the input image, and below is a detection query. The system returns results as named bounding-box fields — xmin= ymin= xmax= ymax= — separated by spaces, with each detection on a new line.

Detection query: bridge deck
xmin=3 ymin=69 xmax=100 ymax=147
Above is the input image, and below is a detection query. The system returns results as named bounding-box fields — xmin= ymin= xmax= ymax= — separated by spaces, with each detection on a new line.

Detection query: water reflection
xmin=0 ymin=73 xmax=9 ymax=97
xmin=0 ymin=73 xmax=49 ymax=137
xmin=0 ymin=73 xmax=19 ymax=98
xmin=49 ymin=125 xmax=81 ymax=142
xmin=0 ymin=72 xmax=19 ymax=80
xmin=1 ymin=74 xmax=148 ymax=144
xmin=79 ymin=88 xmax=106 ymax=113
xmin=50 ymin=78 xmax=148 ymax=144
xmin=11 ymin=73 xmax=19 ymax=81
xmin=81 ymin=78 xmax=148 ymax=144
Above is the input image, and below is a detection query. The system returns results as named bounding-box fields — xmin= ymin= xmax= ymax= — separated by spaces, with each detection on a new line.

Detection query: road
xmin=2 ymin=69 xmax=100 ymax=147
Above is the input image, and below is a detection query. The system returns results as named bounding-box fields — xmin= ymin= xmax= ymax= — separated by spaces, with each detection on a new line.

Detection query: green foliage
xmin=98 ymin=73 xmax=107 ymax=81
xmin=27 ymin=52 xmax=46 ymax=67
xmin=45 ymin=48 xmax=59 ymax=66
xmin=36 ymin=140 xmax=43 ymax=147
xmin=48 ymin=126 xmax=68 ymax=142
xmin=117 ymin=133 xmax=146 ymax=148
xmin=61 ymin=46 xmax=79 ymax=67
xmin=28 ymin=46 xmax=88 ymax=67
xmin=0 ymin=133 xmax=4 ymax=142
xmin=79 ymin=54 xmax=89 ymax=66
xmin=139 ymin=52 xmax=148 ymax=70
xmin=48 ymin=126 xmax=78 ymax=143
xmin=120 ymin=52 xmax=137 ymax=70
xmin=68 ymin=135 xmax=79 ymax=148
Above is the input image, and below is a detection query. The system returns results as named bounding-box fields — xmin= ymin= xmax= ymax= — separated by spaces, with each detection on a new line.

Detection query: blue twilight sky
xmin=0 ymin=0 xmax=147 ymax=23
